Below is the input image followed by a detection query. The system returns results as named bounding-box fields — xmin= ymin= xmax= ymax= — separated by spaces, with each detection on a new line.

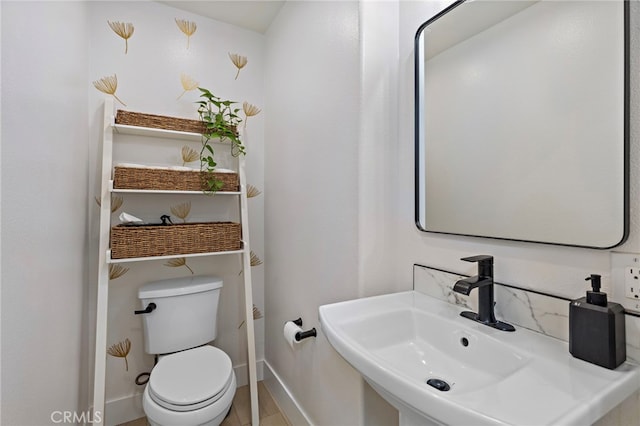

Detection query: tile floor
xmin=119 ymin=381 xmax=290 ymax=426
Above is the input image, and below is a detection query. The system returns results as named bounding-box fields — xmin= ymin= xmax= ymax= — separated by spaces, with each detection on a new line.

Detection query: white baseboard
xmin=105 ymin=360 xmax=265 ymax=425
xmin=234 ymin=359 xmax=264 ymax=388
xmin=263 ymin=361 xmax=313 ymax=426
xmin=104 ymin=394 xmax=145 ymax=426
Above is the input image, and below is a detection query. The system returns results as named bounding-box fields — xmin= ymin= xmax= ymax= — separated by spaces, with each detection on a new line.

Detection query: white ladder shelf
xmin=92 ymin=97 xmax=259 ymax=426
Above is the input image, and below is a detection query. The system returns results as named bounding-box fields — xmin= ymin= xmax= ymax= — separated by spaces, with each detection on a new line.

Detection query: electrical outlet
xmin=610 ymin=252 xmax=640 ymax=313
xmin=625 ymin=267 xmax=640 ymax=300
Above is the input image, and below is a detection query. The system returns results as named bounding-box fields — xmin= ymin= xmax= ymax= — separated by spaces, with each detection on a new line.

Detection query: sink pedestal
xmin=366 ymin=379 xmax=441 ymax=426
xmin=399 ymin=409 xmax=440 ymax=426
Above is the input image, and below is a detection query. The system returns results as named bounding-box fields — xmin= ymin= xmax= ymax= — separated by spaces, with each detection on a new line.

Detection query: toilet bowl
xmin=137 ymin=276 xmax=236 ymax=426
xmin=142 ymin=345 xmax=236 ymax=426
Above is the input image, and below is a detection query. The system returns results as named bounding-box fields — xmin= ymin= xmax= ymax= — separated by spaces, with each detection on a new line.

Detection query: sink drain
xmin=426 ymin=378 xmax=450 ymax=392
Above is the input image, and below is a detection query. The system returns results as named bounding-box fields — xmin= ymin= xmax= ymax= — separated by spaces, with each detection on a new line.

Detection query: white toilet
xmin=138 ymin=275 xmax=236 ymax=426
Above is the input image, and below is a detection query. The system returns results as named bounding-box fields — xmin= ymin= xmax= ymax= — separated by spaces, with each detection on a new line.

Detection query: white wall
xmin=265 ymin=0 xmax=640 ymax=424
xmin=3 ymin=0 xmax=638 ymax=424
xmin=1 ymin=1 xmax=90 ymax=424
xmin=359 ymin=0 xmax=401 ymax=298
xmin=86 ymin=1 xmax=266 ymax=421
xmin=391 ymin=0 xmax=640 ymax=422
xmin=264 ymin=1 xmax=363 ymax=424
xmin=2 ymin=1 xmax=266 ymax=424
xmin=395 ymin=0 xmax=640 ymax=309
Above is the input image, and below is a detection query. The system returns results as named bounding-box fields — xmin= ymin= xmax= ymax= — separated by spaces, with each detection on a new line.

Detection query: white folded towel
xmin=119 ymin=212 xmax=144 ymax=224
xmin=115 ymin=162 xmax=199 ymax=171
xmin=114 ymin=163 xmax=234 ymax=173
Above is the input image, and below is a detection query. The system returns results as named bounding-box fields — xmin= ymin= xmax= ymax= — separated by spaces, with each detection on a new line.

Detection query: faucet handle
xmin=461 ymin=255 xmax=493 ymax=277
xmin=461 ymin=255 xmax=493 ymax=264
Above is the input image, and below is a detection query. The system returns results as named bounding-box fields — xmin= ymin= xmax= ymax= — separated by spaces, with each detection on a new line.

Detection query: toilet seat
xmin=142 ymin=369 xmax=236 ymax=426
xmin=148 ymin=345 xmax=233 ymax=412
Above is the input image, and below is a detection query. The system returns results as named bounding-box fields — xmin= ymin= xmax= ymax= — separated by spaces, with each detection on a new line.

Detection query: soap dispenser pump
xmin=585 ymin=274 xmax=607 ymax=306
xmin=569 ymin=274 xmax=626 ymax=369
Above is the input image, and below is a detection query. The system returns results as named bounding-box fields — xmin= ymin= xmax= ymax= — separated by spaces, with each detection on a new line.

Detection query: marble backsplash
xmin=413 ymin=264 xmax=640 ymax=364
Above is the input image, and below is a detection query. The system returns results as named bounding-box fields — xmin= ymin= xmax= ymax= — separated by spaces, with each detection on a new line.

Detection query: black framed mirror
xmin=415 ymin=0 xmax=628 ymax=249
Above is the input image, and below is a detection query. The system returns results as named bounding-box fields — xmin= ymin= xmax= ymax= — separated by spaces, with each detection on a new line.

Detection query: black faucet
xmin=453 ymin=255 xmax=515 ymax=332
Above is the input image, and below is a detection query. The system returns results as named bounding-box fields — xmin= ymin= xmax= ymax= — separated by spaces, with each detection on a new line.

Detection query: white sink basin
xmin=319 ymin=291 xmax=640 ymax=426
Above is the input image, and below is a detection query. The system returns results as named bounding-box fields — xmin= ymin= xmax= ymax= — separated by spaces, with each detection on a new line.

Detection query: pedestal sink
xmin=319 ymin=291 xmax=640 ymax=425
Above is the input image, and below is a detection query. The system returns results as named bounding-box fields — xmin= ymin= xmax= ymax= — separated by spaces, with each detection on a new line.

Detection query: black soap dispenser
xmin=569 ymin=274 xmax=626 ymax=369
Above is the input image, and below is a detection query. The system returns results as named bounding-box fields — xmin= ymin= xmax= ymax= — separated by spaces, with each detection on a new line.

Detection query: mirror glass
xmin=415 ymin=0 xmax=628 ymax=248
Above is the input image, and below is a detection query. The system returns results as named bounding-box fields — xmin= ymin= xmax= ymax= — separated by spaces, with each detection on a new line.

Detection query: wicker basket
xmin=115 ymin=110 xmax=206 ymax=134
xmin=113 ymin=167 xmax=239 ymax=192
xmin=110 ymin=222 xmax=242 ymax=259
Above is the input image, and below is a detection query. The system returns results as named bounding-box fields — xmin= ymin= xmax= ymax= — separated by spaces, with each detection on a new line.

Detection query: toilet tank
xmin=138 ymin=275 xmax=223 ymax=355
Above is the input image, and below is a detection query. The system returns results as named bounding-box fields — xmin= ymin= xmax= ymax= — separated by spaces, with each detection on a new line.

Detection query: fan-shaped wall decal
xmin=164 ymin=257 xmax=194 ymax=274
xmin=228 ymin=53 xmax=247 ymax=80
xmin=243 ymin=102 xmax=261 ymax=129
xmin=170 ymin=201 xmax=191 ymax=223
xmin=247 ymin=185 xmax=262 ymax=198
xmin=109 ymin=264 xmax=129 ymax=280
xmin=250 ymin=251 xmax=263 ymax=267
xmin=107 ymin=21 xmax=135 ymax=54
xmin=178 ymin=73 xmax=199 ymax=100
xmin=92 ymin=74 xmax=126 ymax=106
xmin=175 ymin=19 xmax=197 ymax=49
xmin=238 ymin=305 xmax=264 ymax=328
xmin=181 ymin=145 xmax=199 ymax=165
xmin=107 ymin=338 xmax=131 ymax=371
xmin=95 ymin=195 xmax=124 ymax=213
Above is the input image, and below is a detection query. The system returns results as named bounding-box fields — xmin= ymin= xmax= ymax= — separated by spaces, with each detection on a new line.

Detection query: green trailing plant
xmin=196 ymin=87 xmax=245 ymax=192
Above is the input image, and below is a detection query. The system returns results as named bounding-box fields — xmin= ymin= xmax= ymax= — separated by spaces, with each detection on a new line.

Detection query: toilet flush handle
xmin=134 ymin=303 xmax=156 ymax=315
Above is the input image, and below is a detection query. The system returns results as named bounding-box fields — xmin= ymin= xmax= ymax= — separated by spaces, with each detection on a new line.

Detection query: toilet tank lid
xmin=138 ymin=275 xmax=223 ymax=299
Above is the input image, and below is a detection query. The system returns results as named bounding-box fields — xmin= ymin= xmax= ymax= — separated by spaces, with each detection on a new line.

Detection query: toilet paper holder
xmin=289 ymin=317 xmax=317 ymax=341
